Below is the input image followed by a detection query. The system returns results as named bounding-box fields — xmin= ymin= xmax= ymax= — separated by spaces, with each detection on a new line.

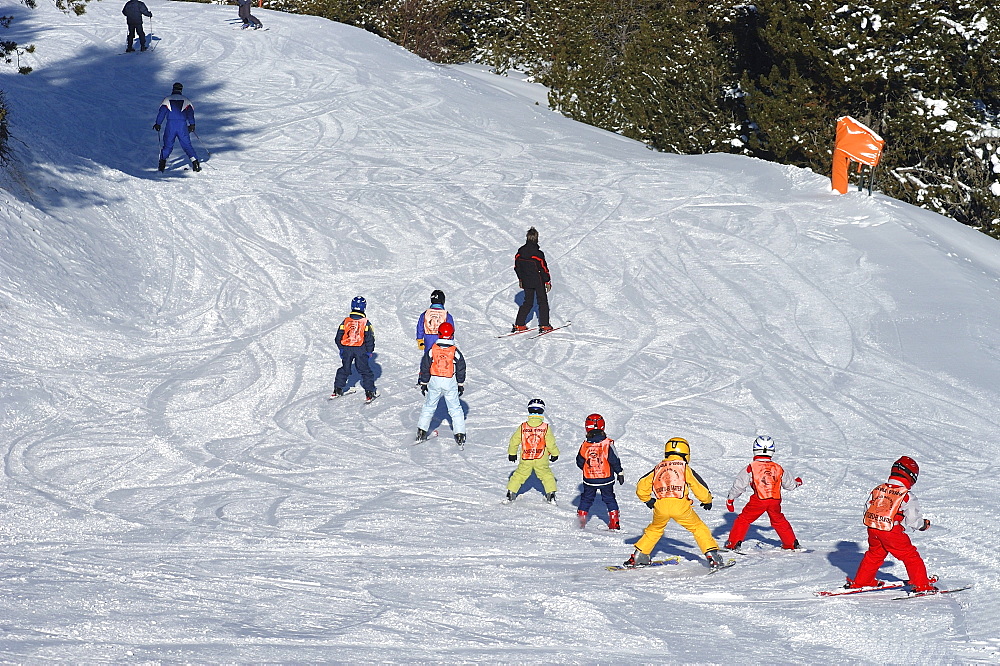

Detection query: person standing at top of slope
xmin=122 ymin=0 xmax=152 ymax=52
xmin=153 ymin=83 xmax=200 ymax=173
xmin=723 ymin=435 xmax=803 ymax=551
xmin=844 ymin=456 xmax=936 ymax=592
xmin=416 ymin=321 xmax=466 ymax=446
xmin=416 ymin=289 xmax=455 ymax=352
xmin=332 ymin=296 xmax=378 ymax=402
xmin=623 ymin=438 xmax=725 ymax=569
xmin=504 ymin=399 xmax=560 ymax=503
xmin=237 ymin=0 xmax=264 ymax=29
xmin=576 ymin=413 xmax=624 ymax=530
xmin=511 ymin=227 xmax=553 ymax=333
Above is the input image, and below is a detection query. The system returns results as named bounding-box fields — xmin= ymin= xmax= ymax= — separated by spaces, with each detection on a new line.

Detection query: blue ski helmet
xmin=351 ymin=296 xmax=367 ymax=312
xmin=527 ymin=398 xmax=545 ymax=415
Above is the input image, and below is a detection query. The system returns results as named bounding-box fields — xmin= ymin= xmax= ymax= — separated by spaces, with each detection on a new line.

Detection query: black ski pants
xmin=126 ymin=20 xmax=146 ymax=50
xmin=515 ymin=286 xmax=550 ymax=328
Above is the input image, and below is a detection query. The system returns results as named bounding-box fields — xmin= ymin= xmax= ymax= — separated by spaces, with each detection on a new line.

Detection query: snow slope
xmin=2 ymin=1 xmax=1000 ymax=661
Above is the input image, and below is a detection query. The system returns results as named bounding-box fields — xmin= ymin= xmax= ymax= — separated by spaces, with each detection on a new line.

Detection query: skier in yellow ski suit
xmin=505 ymin=398 xmax=560 ymax=503
xmin=623 ymin=438 xmax=724 ymax=568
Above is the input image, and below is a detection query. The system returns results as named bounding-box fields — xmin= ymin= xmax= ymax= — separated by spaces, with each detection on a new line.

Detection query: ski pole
xmin=149 ymin=16 xmax=156 ymax=51
xmin=156 ymin=127 xmax=162 ymax=161
xmin=192 ymin=130 xmax=212 ymax=159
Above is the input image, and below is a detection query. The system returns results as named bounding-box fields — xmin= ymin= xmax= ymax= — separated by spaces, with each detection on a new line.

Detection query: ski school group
xmin=330 ymin=226 xmax=947 ymax=597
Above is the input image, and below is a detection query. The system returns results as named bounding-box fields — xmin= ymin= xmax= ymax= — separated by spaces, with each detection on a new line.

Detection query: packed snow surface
xmin=2 ymin=1 xmax=1000 ymax=661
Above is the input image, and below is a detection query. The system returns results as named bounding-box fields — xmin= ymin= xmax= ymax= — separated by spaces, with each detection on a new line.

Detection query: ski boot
xmin=781 ymin=539 xmax=801 ymax=550
xmin=503 ymin=490 xmax=517 ymax=504
xmin=724 ymin=540 xmax=742 ymax=552
xmin=545 ymin=492 xmax=557 ymax=504
xmin=364 ymin=390 xmax=377 ymax=403
xmin=539 ymin=325 xmax=554 ymax=333
xmin=608 ymin=510 xmax=620 ymax=530
xmin=415 ymin=428 xmax=428 ymax=442
xmin=331 ymin=387 xmax=344 ymax=398
xmin=706 ymin=548 xmax=725 ymax=569
xmin=510 ymin=324 xmax=528 ymax=333
xmin=844 ymin=577 xmax=884 ymax=590
xmin=158 ymin=158 xmax=166 ymax=172
xmin=576 ymin=510 xmax=588 ymax=528
xmin=623 ymin=550 xmax=651 ymax=568
xmin=454 ymin=433 xmax=466 ymax=446
xmin=191 ymin=159 xmax=201 ymax=172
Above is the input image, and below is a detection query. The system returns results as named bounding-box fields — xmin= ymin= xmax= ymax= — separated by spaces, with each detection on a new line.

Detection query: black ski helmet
xmin=172 ymin=82 xmax=183 ymax=94
xmin=430 ymin=289 xmax=445 ymax=306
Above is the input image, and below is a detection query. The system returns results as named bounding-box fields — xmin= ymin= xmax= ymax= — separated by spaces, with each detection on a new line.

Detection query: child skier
xmin=332 ymin=296 xmax=378 ymax=402
xmin=416 ymin=289 xmax=454 ymax=352
xmin=845 ymin=456 xmax=936 ymax=592
xmin=153 ymin=83 xmax=200 ymax=172
xmin=416 ymin=321 xmax=466 ymax=446
xmin=724 ymin=435 xmax=803 ymax=551
xmin=505 ymin=399 xmax=560 ymax=503
xmin=623 ymin=437 xmax=725 ymax=568
xmin=575 ymin=413 xmax=624 ymax=530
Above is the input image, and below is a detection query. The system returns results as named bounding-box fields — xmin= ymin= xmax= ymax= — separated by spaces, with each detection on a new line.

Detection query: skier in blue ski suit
xmin=153 ymin=83 xmax=200 ymax=172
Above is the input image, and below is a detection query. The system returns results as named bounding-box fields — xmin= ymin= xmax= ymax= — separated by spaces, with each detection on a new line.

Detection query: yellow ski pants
xmin=507 ymin=458 xmax=557 ymax=494
xmin=634 ymin=497 xmax=718 ymax=555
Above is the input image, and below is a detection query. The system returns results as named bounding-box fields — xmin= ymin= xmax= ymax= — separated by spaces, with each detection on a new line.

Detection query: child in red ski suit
xmin=575 ymin=413 xmax=624 ymax=530
xmin=724 ymin=435 xmax=802 ymax=551
xmin=846 ymin=456 xmax=935 ymax=592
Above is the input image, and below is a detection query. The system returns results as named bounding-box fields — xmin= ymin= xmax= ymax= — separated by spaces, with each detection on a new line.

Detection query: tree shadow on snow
xmin=0 ymin=22 xmax=252 ymax=211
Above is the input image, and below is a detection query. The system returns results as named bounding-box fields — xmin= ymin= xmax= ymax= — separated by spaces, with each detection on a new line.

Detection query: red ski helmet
xmin=437 ymin=321 xmax=454 ymax=339
xmin=584 ymin=413 xmax=605 ymax=432
xmin=889 ymin=456 xmax=919 ymax=488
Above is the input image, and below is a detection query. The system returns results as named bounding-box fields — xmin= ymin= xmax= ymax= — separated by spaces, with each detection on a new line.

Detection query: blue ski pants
xmin=334 ymin=348 xmax=376 ymax=393
xmin=578 ymin=482 xmax=619 ymax=513
xmin=160 ymin=124 xmax=198 ymax=161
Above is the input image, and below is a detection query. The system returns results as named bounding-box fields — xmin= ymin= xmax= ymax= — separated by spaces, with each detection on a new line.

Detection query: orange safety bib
xmin=429 ymin=344 xmax=457 ymax=377
xmin=750 ymin=460 xmax=784 ymax=500
xmin=578 ymin=438 xmax=612 ymax=479
xmin=423 ymin=309 xmax=448 ymax=335
xmin=340 ymin=316 xmax=367 ymax=347
xmin=651 ymin=459 xmax=687 ymax=499
xmin=520 ymin=422 xmax=549 ymax=460
xmin=863 ymin=483 xmax=908 ymax=531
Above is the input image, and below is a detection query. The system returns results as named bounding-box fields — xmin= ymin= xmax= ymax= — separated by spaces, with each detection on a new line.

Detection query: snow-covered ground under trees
xmin=2 ymin=1 xmax=1000 ymax=661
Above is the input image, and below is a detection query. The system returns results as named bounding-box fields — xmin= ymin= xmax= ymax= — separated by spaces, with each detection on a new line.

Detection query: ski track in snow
xmin=1 ymin=0 xmax=999 ymax=661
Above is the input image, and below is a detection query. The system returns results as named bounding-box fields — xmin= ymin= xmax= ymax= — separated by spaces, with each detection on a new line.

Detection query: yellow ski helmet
xmin=664 ymin=437 xmax=690 ymax=458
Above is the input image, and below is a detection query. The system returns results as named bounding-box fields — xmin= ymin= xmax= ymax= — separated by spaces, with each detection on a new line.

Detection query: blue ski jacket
xmin=155 ymin=94 xmax=196 ymax=131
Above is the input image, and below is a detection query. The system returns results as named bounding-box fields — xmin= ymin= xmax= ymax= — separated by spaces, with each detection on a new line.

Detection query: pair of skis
xmin=328 ymin=388 xmax=378 ymax=404
xmin=815 ymin=579 xmax=970 ymax=600
xmin=606 ymin=556 xmax=737 ymax=574
xmin=497 ymin=322 xmax=571 ymax=339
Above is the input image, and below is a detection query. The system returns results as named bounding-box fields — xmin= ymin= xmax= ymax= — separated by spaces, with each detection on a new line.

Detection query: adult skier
xmin=511 ymin=227 xmax=553 ymax=333
xmin=504 ymin=399 xmax=559 ymax=503
xmin=122 ymin=0 xmax=152 ymax=52
xmin=416 ymin=289 xmax=454 ymax=351
xmin=153 ymin=83 xmax=200 ymax=172
xmin=623 ymin=438 xmax=725 ymax=569
xmin=575 ymin=413 xmax=624 ymax=530
xmin=332 ymin=296 xmax=378 ymax=402
xmin=416 ymin=321 xmax=466 ymax=446
xmin=844 ymin=456 xmax=936 ymax=592
xmin=237 ymin=0 xmax=264 ymax=29
xmin=724 ymin=435 xmax=803 ymax=551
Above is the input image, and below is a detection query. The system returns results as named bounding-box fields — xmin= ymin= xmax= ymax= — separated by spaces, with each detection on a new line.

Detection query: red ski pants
xmin=727 ymin=496 xmax=796 ymax=547
xmin=852 ymin=526 xmax=930 ymax=587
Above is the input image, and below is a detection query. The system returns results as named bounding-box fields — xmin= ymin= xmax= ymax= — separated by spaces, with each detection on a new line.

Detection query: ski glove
xmin=795 ymin=477 xmax=803 ymax=487
xmin=701 ymin=502 xmax=713 ymax=510
xmin=508 ymin=454 xmax=517 ymax=462
xmin=188 ymin=125 xmax=195 ymax=133
xmin=616 ymin=473 xmax=625 ymax=485
xmin=457 ymin=385 xmax=464 ymax=396
xmin=417 ymin=339 xmax=425 ymax=350
xmin=153 ymin=124 xmax=161 ymax=131
xmin=544 ymin=282 xmax=551 ymax=293
xmin=726 ymin=499 xmax=735 ymax=512
xmin=645 ymin=498 xmax=657 ymax=509
xmin=549 ymin=455 xmax=558 ymax=462
xmin=919 ymin=519 xmax=931 ymax=531
xmin=419 ymin=384 xmax=427 ymax=395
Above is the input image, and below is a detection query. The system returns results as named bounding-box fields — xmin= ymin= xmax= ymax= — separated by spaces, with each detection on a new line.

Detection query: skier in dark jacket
xmin=511 ymin=226 xmax=553 ymax=332
xmin=122 ymin=0 xmax=152 ymax=52
xmin=237 ymin=0 xmax=264 ymax=29
xmin=332 ymin=296 xmax=378 ymax=402
xmin=153 ymin=83 xmax=200 ymax=173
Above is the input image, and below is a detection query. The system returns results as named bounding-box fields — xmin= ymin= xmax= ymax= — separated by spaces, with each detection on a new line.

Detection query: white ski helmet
xmin=753 ymin=435 xmax=775 ymax=457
